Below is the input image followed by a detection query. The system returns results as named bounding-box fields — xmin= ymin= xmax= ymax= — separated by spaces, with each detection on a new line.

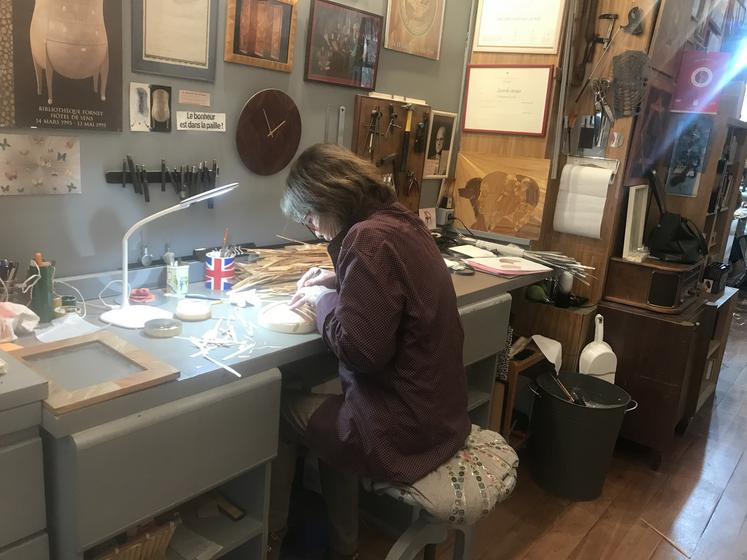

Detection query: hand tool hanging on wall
xmin=575 ymin=6 xmax=648 ymax=102
xmin=399 ymin=104 xmax=414 ymax=172
xmin=572 ymin=0 xmax=600 ymax=86
xmin=591 ymin=79 xmax=614 ymax=148
xmin=611 ymin=50 xmax=650 ymax=118
xmin=575 ymin=13 xmax=618 ymax=102
xmin=106 ymin=158 xmax=220 ymax=206
xmin=379 ymin=152 xmax=398 ymax=193
xmin=363 ymin=107 xmax=383 ymax=160
xmin=413 ymin=112 xmax=429 ymax=153
xmin=384 ymin=104 xmax=400 ymax=138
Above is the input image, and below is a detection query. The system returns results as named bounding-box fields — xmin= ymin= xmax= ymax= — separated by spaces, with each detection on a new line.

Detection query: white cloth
xmin=372 ymin=425 xmax=519 ymax=525
xmin=0 ymin=302 xmax=40 ymax=342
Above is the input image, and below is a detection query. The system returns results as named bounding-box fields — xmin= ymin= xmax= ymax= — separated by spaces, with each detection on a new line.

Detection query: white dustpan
xmin=579 ymin=314 xmax=617 ymax=383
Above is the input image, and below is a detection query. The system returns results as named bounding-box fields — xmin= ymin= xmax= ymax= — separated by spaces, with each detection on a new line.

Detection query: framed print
xmin=692 ymin=0 xmax=706 ymax=20
xmin=424 ymin=110 xmax=457 ymax=179
xmin=462 ymin=65 xmax=554 ymax=136
xmin=650 ymin=0 xmax=692 ymax=78
xmin=624 ymin=72 xmax=675 ymax=186
xmin=132 ymin=0 xmax=218 ymax=82
xmin=664 ymin=114 xmax=713 ymax=198
xmin=384 ymin=0 xmax=445 ymax=60
xmin=305 ymin=0 xmax=383 ymax=90
xmin=454 ymin=152 xmax=550 ymax=240
xmin=2 ymin=0 xmax=122 ymax=131
xmin=0 ymin=134 xmax=81 ymax=196
xmin=710 ymin=0 xmax=728 ymax=33
xmin=473 ymin=0 xmax=566 ymax=54
xmin=224 ymin=0 xmax=298 ymax=73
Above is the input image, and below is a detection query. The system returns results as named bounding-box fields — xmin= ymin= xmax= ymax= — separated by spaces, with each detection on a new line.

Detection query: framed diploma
xmin=473 ymin=0 xmax=566 ymax=54
xmin=132 ymin=0 xmax=218 ymax=82
xmin=463 ymin=65 xmax=554 ymax=136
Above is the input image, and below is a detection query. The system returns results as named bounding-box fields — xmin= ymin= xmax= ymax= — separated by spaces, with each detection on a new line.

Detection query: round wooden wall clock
xmin=236 ymin=89 xmax=302 ymax=176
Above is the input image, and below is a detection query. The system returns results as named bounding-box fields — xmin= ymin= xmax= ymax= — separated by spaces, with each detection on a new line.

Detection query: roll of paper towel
xmin=553 ymin=164 xmax=613 ymax=239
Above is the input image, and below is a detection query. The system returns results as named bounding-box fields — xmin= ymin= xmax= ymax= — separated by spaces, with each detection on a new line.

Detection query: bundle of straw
xmin=231 ymin=240 xmax=332 ymax=296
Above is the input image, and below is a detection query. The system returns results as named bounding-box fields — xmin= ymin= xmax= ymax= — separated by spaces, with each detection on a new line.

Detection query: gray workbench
xmin=0 ymin=350 xmax=48 ymax=560
xmin=10 ymin=270 xmax=544 ymax=560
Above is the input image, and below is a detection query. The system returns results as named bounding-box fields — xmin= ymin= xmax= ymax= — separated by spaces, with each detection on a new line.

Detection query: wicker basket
xmin=94 ymin=521 xmax=176 ymax=560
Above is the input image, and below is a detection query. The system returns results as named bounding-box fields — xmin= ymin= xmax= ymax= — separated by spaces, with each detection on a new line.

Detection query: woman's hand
xmin=289 ymin=285 xmax=335 ymax=309
xmin=297 ymin=267 xmax=336 ymax=290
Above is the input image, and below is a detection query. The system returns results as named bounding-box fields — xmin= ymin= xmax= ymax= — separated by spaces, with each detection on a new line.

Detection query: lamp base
xmin=100 ymin=305 xmax=174 ymax=329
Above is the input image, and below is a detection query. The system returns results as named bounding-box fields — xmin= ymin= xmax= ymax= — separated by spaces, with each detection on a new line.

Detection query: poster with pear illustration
xmin=1 ymin=0 xmax=122 ymax=131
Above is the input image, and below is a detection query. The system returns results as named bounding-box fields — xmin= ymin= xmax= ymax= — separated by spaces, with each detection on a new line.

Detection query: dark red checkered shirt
xmin=307 ymin=203 xmax=471 ymax=483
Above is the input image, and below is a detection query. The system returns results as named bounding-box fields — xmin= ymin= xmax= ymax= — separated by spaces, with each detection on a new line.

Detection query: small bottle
xmin=140 ymin=245 xmax=153 ymax=267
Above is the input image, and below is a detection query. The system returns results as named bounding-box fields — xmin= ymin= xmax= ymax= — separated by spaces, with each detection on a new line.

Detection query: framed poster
xmin=624 ymin=73 xmax=675 ymax=186
xmin=473 ymin=0 xmax=566 ymax=54
xmin=650 ymin=0 xmax=692 ymax=78
xmin=384 ymin=0 xmax=445 ymax=60
xmin=463 ymin=65 xmax=554 ymax=136
xmin=664 ymin=114 xmax=713 ymax=198
xmin=424 ymin=110 xmax=457 ymax=179
xmin=132 ymin=0 xmax=218 ymax=82
xmin=2 ymin=0 xmax=122 ymax=131
xmin=710 ymin=0 xmax=728 ymax=33
xmin=224 ymin=0 xmax=298 ymax=73
xmin=305 ymin=0 xmax=383 ymax=90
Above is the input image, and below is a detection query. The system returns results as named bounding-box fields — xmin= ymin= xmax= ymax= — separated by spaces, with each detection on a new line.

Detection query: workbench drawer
xmin=459 ymin=293 xmax=511 ymax=366
xmin=0 ymin=437 xmax=46 ymax=548
xmin=0 ymin=533 xmax=49 ymax=560
xmin=0 ymin=403 xmax=41 ymax=439
xmin=68 ymin=369 xmax=281 ymax=550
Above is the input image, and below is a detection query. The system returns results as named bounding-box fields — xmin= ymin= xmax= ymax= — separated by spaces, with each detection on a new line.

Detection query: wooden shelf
xmin=468 ymin=390 xmax=491 ymax=411
xmin=166 ymin=511 xmax=263 ymax=559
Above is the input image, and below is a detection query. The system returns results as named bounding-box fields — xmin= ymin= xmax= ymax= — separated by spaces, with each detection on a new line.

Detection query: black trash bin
xmin=530 ymin=372 xmax=636 ymax=501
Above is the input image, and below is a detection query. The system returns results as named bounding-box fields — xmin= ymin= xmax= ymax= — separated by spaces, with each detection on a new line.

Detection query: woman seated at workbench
xmin=270 ymin=144 xmax=470 ymax=559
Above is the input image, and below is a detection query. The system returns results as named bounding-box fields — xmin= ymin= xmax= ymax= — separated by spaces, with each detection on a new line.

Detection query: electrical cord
xmin=53 ymin=279 xmax=87 ymax=319
xmin=97 ymin=279 xmax=123 ymax=310
xmin=453 ymin=216 xmax=476 ymax=237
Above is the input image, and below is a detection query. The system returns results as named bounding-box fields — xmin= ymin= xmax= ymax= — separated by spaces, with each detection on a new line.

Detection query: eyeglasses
xmin=302 ymin=212 xmax=319 ymax=236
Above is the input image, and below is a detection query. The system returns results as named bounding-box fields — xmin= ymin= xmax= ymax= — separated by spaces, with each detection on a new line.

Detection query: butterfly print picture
xmin=0 ymin=134 xmax=81 ymax=196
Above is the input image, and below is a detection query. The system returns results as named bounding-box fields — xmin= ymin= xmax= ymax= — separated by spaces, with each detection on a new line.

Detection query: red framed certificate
xmin=462 ymin=65 xmax=554 ymax=136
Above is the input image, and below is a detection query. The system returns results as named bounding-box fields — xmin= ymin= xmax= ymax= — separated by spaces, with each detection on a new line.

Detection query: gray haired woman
xmin=270 ymin=144 xmax=470 ymax=559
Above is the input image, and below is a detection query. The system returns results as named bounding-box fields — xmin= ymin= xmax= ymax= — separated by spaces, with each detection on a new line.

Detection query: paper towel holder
xmin=566 ymin=156 xmax=619 ymax=183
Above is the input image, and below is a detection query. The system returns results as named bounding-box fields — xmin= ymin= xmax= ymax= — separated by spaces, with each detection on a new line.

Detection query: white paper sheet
xmin=553 ymin=164 xmax=613 ymax=239
xmin=36 ymin=314 xmax=101 ymax=344
xmin=143 ymin=0 xmax=211 ymax=68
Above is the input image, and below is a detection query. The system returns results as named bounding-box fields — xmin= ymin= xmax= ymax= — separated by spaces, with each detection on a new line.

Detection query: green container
xmin=29 ymin=264 xmax=54 ymax=323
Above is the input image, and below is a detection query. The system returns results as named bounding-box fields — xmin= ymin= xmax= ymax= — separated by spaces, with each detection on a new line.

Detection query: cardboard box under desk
xmin=510 ymin=298 xmax=597 ymax=374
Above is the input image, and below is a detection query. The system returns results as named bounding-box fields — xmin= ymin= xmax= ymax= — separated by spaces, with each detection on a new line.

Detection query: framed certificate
xmin=462 ymin=65 xmax=554 ymax=136
xmin=132 ymin=0 xmax=218 ymax=82
xmin=473 ymin=0 xmax=566 ymax=54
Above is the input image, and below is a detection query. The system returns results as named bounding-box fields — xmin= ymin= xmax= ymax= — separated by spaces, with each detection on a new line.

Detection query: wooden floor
xmin=360 ymin=294 xmax=747 ymax=560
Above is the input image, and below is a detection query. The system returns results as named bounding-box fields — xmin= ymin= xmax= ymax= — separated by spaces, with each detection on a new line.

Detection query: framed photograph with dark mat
xmin=132 ymin=0 xmax=218 ymax=82
xmin=2 ymin=0 xmax=123 ymax=131
xmin=664 ymin=114 xmax=713 ymax=198
xmin=624 ymin=72 xmax=676 ymax=186
xmin=304 ymin=0 xmax=383 ymax=90
xmin=224 ymin=0 xmax=297 ymax=73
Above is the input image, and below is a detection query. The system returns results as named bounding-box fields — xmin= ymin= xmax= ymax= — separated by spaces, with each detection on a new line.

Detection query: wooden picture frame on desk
xmin=224 ymin=0 xmax=298 ymax=73
xmin=11 ymin=331 xmax=179 ymax=414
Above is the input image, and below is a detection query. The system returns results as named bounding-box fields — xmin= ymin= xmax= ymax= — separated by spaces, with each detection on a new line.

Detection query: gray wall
xmin=0 ymin=0 xmax=472 ymax=277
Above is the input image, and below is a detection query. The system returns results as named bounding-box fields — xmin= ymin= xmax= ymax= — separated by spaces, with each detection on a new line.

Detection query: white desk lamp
xmin=101 ymin=182 xmax=239 ymax=329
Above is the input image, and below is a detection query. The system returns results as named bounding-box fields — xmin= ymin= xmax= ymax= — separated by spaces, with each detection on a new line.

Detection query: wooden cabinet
xmin=598 ymin=289 xmax=737 ymax=468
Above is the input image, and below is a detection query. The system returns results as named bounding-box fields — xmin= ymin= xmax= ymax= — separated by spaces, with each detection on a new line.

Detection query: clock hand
xmin=267 ymin=120 xmax=287 ymax=137
xmin=262 ymin=109 xmax=273 ymax=136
